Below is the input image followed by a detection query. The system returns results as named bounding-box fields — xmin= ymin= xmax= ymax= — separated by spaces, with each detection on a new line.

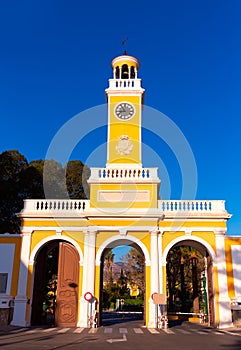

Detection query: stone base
xmin=0 ymin=308 xmax=10 ymax=325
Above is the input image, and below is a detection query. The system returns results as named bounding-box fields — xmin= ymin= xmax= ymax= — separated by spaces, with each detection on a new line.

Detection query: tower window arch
xmin=130 ymin=66 xmax=135 ymax=79
xmin=115 ymin=66 xmax=120 ymax=79
xmin=121 ymin=64 xmax=129 ymax=79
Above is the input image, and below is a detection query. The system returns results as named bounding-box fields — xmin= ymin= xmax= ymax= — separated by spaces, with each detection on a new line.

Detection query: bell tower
xmin=105 ymin=54 xmax=145 ymax=167
xmin=88 ymin=53 xmax=160 ymax=210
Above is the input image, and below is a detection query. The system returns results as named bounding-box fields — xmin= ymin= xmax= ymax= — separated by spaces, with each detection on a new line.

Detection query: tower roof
xmin=111 ymin=54 xmax=140 ymax=70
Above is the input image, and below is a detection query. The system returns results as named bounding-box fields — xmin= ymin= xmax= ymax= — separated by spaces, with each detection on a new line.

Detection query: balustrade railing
xmin=89 ymin=167 xmax=159 ymax=181
xmin=22 ymin=199 xmax=89 ymax=213
xmin=21 ymin=199 xmax=226 ymax=215
xmin=107 ymin=78 xmax=142 ymax=89
xmin=158 ymin=200 xmax=226 ymax=212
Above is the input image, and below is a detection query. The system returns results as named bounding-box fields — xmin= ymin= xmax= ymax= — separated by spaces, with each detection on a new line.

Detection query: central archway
xmin=96 ymin=236 xmax=150 ymax=326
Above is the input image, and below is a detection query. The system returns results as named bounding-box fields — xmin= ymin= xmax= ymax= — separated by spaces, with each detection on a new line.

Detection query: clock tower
xmin=88 ymin=53 xmax=160 ymax=210
xmin=105 ymin=54 xmax=145 ymax=167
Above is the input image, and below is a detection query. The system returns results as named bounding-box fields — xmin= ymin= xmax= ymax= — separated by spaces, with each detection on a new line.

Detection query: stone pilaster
xmin=148 ymin=230 xmax=159 ymax=328
xmin=215 ymin=232 xmax=232 ymax=328
xmin=11 ymin=230 xmax=32 ymax=326
xmin=78 ymin=228 xmax=97 ymax=327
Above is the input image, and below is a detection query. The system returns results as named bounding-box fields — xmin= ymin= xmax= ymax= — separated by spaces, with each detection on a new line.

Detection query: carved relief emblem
xmin=116 ymin=135 xmax=133 ymax=155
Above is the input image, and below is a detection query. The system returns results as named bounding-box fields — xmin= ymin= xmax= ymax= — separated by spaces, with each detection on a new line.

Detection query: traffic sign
xmin=84 ymin=292 xmax=93 ymax=302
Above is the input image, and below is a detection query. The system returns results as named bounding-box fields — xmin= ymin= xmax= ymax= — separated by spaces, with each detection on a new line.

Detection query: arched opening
xmin=130 ymin=66 xmax=135 ymax=79
xmin=31 ymin=240 xmax=80 ymax=327
xmin=115 ymin=66 xmax=120 ymax=79
xmin=121 ymin=64 xmax=129 ymax=79
xmin=165 ymin=239 xmax=215 ymax=326
xmin=98 ymin=239 xmax=146 ymax=326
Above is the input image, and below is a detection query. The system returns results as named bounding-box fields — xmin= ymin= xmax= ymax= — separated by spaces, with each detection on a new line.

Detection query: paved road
xmin=1 ymin=321 xmax=241 ymax=350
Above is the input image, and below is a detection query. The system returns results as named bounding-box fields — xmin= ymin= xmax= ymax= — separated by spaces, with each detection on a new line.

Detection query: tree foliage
xmin=0 ymin=149 xmax=90 ymax=234
xmin=166 ymin=245 xmax=205 ymax=312
xmin=102 ymin=247 xmax=145 ymax=310
xmin=121 ymin=247 xmax=145 ymax=296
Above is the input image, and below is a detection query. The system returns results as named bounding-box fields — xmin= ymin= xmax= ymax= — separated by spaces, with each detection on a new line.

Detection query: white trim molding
xmin=29 ymin=235 xmax=84 ymax=265
xmin=95 ymin=234 xmax=151 ymax=266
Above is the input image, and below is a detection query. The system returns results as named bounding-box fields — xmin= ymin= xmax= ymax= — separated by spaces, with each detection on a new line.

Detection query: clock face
xmin=114 ymin=102 xmax=135 ymax=120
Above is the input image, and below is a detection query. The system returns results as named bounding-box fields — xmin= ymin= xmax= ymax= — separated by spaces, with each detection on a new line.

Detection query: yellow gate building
xmin=0 ymin=53 xmax=240 ymax=329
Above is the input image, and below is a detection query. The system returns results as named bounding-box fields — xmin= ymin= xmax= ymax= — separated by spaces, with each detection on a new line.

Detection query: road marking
xmin=104 ymin=328 xmax=113 ymax=333
xmin=148 ymin=328 xmax=159 ymax=334
xmin=106 ymin=334 xmax=127 ymax=343
xmin=119 ymin=328 xmax=128 ymax=334
xmin=213 ymin=331 xmax=224 ymax=335
xmin=73 ymin=327 xmax=84 ymax=333
xmin=88 ymin=328 xmax=98 ymax=333
xmin=218 ymin=330 xmax=241 ymax=337
xmin=133 ymin=328 xmax=144 ymax=334
xmin=43 ymin=327 xmax=58 ymax=332
xmin=25 ymin=329 xmax=41 ymax=334
xmin=196 ymin=330 xmax=210 ymax=335
xmin=176 ymin=329 xmax=191 ymax=334
xmin=57 ymin=327 xmax=70 ymax=333
xmin=10 ymin=328 xmax=27 ymax=333
xmin=161 ymin=328 xmax=175 ymax=334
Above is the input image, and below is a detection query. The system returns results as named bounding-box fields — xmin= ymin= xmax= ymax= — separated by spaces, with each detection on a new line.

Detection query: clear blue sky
xmin=1 ymin=0 xmax=241 ymax=252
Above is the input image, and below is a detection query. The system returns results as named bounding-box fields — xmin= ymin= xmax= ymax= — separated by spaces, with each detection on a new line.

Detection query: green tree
xmin=121 ymin=247 xmax=145 ymax=297
xmin=0 ymin=150 xmax=29 ymax=233
xmin=0 ymin=149 xmax=90 ymax=233
xmin=43 ymin=159 xmax=67 ymax=199
xmin=166 ymin=246 xmax=205 ymax=312
xmin=65 ymin=160 xmax=90 ymax=199
xmin=104 ymin=250 xmax=115 ymax=285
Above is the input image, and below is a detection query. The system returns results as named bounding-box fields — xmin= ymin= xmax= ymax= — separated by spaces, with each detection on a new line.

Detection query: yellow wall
xmin=108 ymin=96 xmax=142 ymax=165
xmin=90 ymin=183 xmax=158 ymax=209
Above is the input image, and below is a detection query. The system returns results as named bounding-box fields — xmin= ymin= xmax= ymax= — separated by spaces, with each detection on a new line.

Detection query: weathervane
xmin=122 ymin=34 xmax=128 ymax=55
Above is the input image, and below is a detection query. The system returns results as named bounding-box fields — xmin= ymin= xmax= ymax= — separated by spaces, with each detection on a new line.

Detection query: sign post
xmin=151 ymin=293 xmax=167 ymax=329
xmin=84 ymin=292 xmax=94 ymax=327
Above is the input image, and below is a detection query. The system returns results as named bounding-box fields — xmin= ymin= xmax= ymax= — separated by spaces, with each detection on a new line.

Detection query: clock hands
xmin=115 ymin=102 xmax=135 ymax=120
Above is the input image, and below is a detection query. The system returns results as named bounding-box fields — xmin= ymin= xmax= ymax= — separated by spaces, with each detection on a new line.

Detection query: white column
xmin=158 ymin=231 xmax=163 ymax=294
xmin=78 ymin=229 xmax=96 ymax=327
xmin=215 ymin=232 xmax=232 ymax=328
xmin=11 ymin=230 xmax=32 ymax=326
xmin=148 ymin=230 xmax=159 ymax=328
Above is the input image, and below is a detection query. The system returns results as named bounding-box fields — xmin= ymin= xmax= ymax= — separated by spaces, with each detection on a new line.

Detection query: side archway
xmin=162 ymin=235 xmax=216 ymax=326
xmin=162 ymin=235 xmax=216 ymax=264
xmin=29 ymin=235 xmax=84 ymax=266
xmin=29 ymin=235 xmax=83 ymax=327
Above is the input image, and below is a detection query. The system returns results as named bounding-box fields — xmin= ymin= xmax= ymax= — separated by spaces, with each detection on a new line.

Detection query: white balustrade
xmin=21 ymin=199 xmax=90 ymax=214
xmin=89 ymin=167 xmax=159 ymax=181
xmin=158 ymin=200 xmax=226 ymax=213
xmin=20 ymin=198 xmax=227 ymax=216
xmin=107 ymin=78 xmax=142 ymax=89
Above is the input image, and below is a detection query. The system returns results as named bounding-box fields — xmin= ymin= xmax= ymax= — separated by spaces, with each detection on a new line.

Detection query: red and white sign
xmin=84 ymin=292 xmax=93 ymax=302
xmin=151 ymin=292 xmax=158 ymax=300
